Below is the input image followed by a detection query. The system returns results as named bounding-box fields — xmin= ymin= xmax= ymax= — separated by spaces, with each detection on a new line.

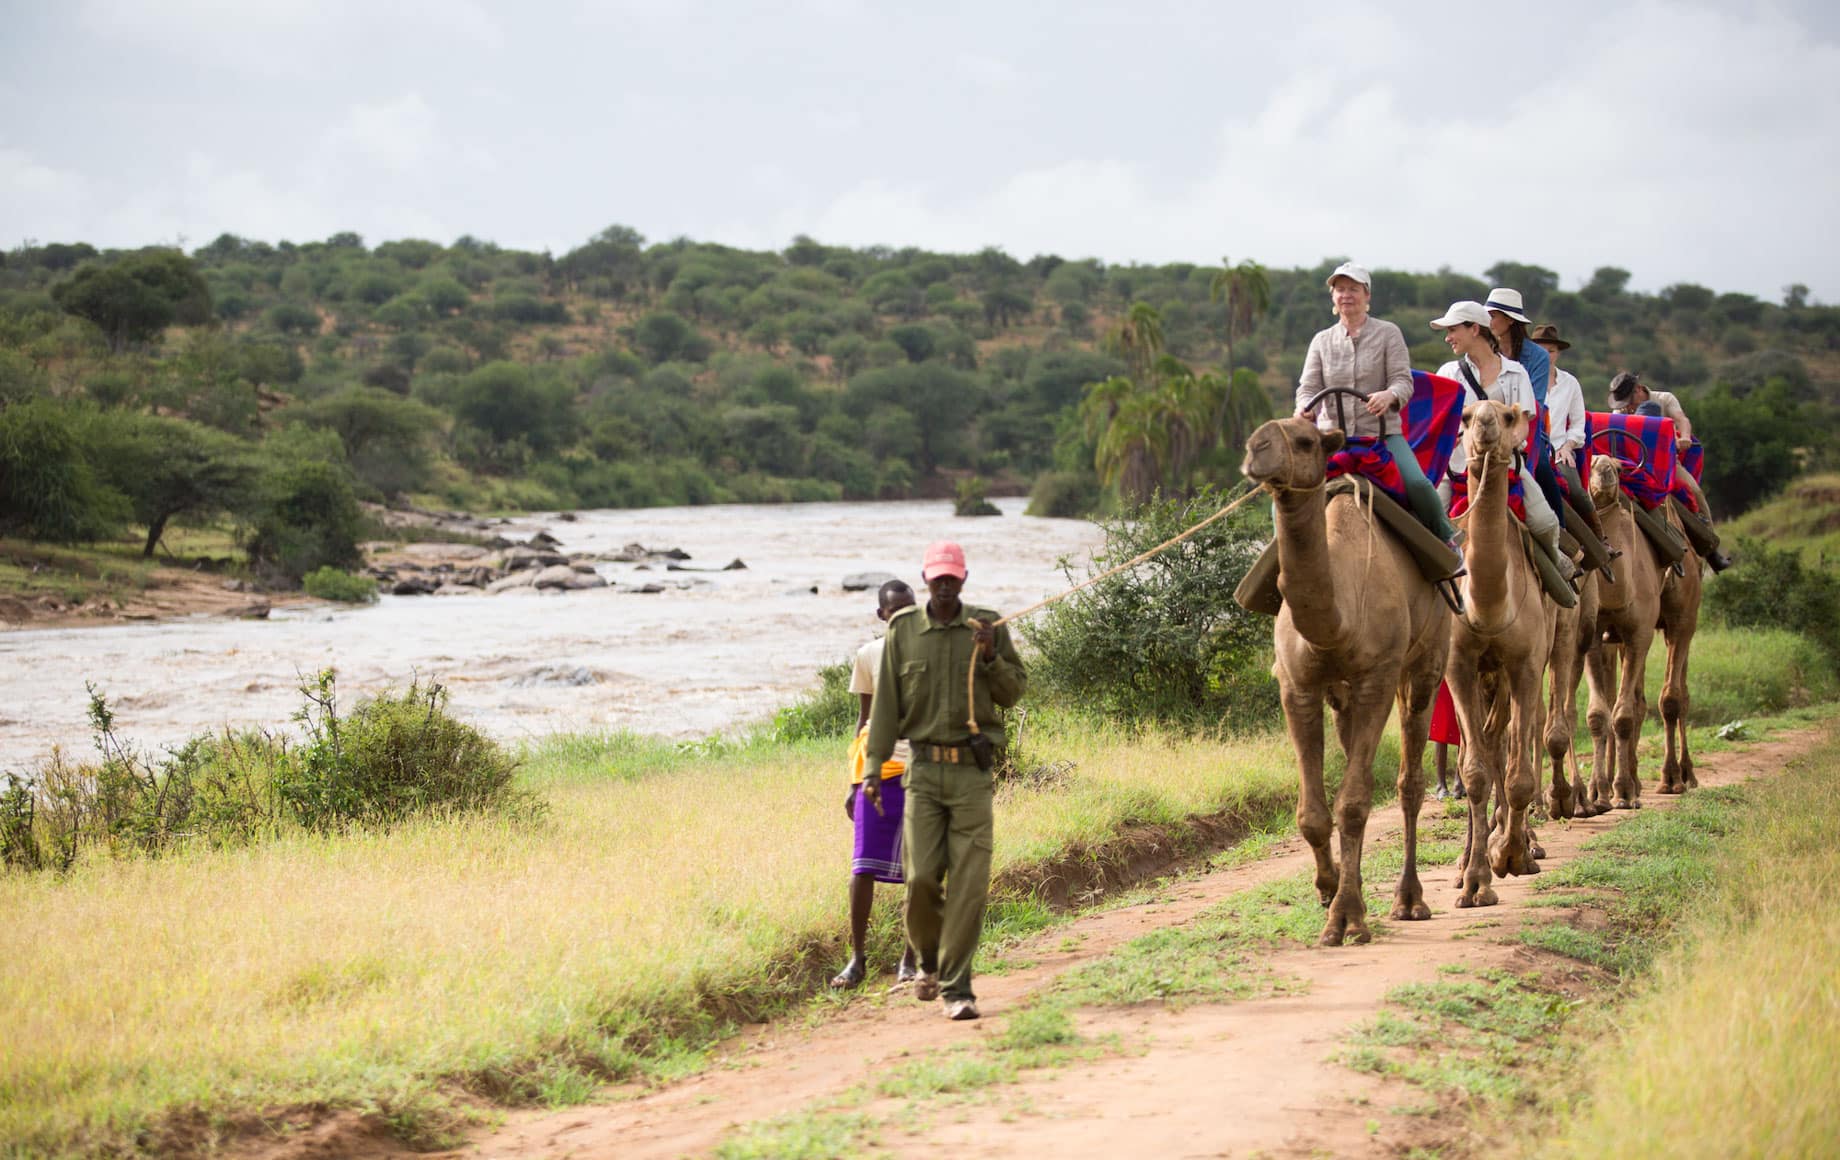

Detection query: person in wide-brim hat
xmin=1529 ymin=323 xmax=1570 ymax=350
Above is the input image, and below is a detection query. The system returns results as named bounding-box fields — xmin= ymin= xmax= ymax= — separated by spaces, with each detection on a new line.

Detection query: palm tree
xmin=1218 ymin=367 xmax=1275 ymax=473
xmin=1079 ymin=375 xmax=1138 ymax=449
xmin=1106 ymin=301 xmax=1165 ymax=384
xmin=1208 ymin=257 xmax=1273 ymax=371
xmin=1094 ymin=392 xmax=1170 ymax=505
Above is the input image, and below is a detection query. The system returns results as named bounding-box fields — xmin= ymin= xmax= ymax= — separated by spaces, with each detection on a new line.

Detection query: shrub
xmin=275 ymin=671 xmax=539 ymax=834
xmin=1025 ymin=470 xmax=1101 ymax=519
xmin=302 ymin=566 xmax=379 ymax=603
xmin=1027 ymin=487 xmax=1278 ymax=734
xmin=244 ymin=457 xmax=364 ymax=582
xmin=768 ymin=662 xmax=857 ymax=742
xmin=0 ymin=674 xmax=543 ymax=871
xmin=954 ymin=475 xmax=1002 ymax=517
xmin=1705 ymin=539 xmax=1840 ymax=665
xmin=0 ymin=398 xmax=126 ymax=543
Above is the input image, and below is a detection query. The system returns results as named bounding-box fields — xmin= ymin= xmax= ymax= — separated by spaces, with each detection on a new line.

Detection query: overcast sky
xmin=5 ymin=0 xmax=1837 ymax=300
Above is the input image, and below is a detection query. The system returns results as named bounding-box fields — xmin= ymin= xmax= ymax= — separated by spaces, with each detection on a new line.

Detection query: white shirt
xmin=850 ymin=637 xmax=911 ymax=764
xmin=1546 ymin=368 xmax=1586 ymax=454
xmin=1439 ymin=356 xmax=1535 ymax=475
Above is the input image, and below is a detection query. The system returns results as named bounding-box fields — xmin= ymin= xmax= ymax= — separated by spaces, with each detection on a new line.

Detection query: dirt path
xmin=376 ymin=729 xmax=1823 ymax=1160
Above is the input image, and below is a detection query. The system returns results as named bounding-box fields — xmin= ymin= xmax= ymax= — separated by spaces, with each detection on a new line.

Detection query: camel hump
xmin=1326 ymin=477 xmax=1462 ymax=583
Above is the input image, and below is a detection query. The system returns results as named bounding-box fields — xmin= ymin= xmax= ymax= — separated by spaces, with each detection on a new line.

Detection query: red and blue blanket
xmin=1322 ymin=371 xmax=1468 ymax=511
xmin=1584 ymin=412 xmax=1700 ymax=512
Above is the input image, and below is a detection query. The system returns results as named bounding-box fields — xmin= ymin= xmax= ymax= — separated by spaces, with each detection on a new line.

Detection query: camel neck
xmin=1463 ymin=451 xmax=1516 ymax=625
xmin=1272 ymin=487 xmax=1347 ymax=650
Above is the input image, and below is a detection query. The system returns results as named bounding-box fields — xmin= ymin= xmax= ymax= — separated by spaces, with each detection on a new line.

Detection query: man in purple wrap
xmin=829 ymin=579 xmax=920 ymax=989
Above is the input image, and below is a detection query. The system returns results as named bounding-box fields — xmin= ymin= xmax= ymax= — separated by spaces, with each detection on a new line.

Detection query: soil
xmin=0 ymin=560 xmax=305 ymax=628
xmin=218 ymin=726 xmax=1824 ymax=1160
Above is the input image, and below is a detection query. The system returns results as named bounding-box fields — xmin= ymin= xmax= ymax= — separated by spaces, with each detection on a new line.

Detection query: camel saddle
xmin=1234 ymin=476 xmax=1462 ymax=618
xmin=1628 ymin=497 xmax=1689 ymax=565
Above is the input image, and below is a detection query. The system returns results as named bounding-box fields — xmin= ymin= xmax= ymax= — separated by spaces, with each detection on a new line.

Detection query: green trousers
xmin=902 ymin=760 xmax=994 ymax=1002
xmin=1383 ymin=433 xmax=1457 ymax=541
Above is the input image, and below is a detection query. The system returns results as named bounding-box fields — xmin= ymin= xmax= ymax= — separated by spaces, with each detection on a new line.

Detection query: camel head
xmin=1458 ymin=399 xmax=1528 ymax=475
xmin=1242 ymin=417 xmax=1343 ymax=492
xmin=1589 ymin=452 xmax=1624 ymax=508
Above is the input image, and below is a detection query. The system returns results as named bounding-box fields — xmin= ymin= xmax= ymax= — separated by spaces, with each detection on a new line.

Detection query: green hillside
xmin=2 ymin=229 xmax=1837 ymax=586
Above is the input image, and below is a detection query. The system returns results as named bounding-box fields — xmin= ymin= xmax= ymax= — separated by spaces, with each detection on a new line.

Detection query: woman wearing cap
xmin=1296 ymin=262 xmax=1456 ymax=543
xmin=1431 ymin=301 xmax=1570 ymax=573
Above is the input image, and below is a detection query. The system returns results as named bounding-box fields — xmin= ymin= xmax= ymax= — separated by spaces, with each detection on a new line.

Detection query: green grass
xmin=1721 ymin=472 xmax=1840 ymax=564
xmin=1340 ymin=970 xmax=1572 ymax=1104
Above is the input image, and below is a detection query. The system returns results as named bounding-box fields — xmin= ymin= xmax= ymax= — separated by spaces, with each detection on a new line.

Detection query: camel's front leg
xmin=1491 ymin=660 xmax=1545 ymax=877
xmin=1544 ymin=633 xmax=1580 ymax=820
xmin=1391 ymin=666 xmax=1439 ymax=922
xmin=1447 ymin=664 xmax=1498 ymax=909
xmin=1281 ymin=676 xmax=1336 ymax=905
xmin=1322 ymin=672 xmax=1393 ymax=946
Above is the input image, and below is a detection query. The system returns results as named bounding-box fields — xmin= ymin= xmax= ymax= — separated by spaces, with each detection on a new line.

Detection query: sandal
xmin=829 ymin=960 xmax=865 ymax=990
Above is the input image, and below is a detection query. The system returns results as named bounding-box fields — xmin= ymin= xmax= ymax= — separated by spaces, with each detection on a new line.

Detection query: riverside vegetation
xmin=3 ymin=483 xmax=1839 ymax=1156
xmin=3 ymin=232 xmax=1838 ymax=608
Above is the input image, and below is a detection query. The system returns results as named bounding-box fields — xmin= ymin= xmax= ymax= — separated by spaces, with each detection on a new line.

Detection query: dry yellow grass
xmin=0 ymin=720 xmax=1298 ymax=1152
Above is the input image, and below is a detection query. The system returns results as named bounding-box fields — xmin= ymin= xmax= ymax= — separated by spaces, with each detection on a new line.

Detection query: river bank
xmin=0 ymin=497 xmax=1103 ymax=771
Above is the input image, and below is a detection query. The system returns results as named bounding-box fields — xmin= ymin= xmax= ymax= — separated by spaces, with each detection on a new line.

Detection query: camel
xmin=1242 ymin=417 xmax=1451 ymax=945
xmin=1544 ymin=563 xmax=1602 ymax=819
xmin=1445 ymin=401 xmax=1550 ymax=908
xmin=1583 ymin=455 xmax=1665 ymax=809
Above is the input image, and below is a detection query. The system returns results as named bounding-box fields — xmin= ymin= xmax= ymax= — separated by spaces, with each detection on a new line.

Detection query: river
xmin=0 ymin=498 xmax=1105 ymax=770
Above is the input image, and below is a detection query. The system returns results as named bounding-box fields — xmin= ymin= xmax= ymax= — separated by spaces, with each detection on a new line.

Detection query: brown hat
xmin=1530 ymin=324 xmax=1571 ymax=350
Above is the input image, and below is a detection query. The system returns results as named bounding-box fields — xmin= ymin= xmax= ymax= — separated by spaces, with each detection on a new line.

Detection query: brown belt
xmin=912 ymin=742 xmax=980 ymax=766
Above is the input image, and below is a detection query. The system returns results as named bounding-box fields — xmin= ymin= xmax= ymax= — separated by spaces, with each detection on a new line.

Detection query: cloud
xmin=321 ymin=93 xmax=442 ymax=174
xmin=791 ymin=1 xmax=1840 ymax=298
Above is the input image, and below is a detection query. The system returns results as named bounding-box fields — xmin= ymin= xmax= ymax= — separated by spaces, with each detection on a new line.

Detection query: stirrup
xmin=1437 ymin=576 xmax=1467 ymax=616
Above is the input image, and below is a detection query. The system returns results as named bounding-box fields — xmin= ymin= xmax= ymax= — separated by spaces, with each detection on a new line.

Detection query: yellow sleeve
xmin=849 ymin=725 xmax=868 ymax=785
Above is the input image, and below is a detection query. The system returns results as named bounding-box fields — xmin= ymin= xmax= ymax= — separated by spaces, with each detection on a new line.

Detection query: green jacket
xmin=866 ymin=601 xmax=1027 ymax=766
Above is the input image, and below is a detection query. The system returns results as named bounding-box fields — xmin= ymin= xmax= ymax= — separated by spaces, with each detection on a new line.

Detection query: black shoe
xmin=1707 ymin=549 xmax=1735 ymax=573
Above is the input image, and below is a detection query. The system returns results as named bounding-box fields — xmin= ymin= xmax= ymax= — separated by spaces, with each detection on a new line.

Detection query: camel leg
xmin=1583 ymin=641 xmax=1617 ymax=814
xmin=1448 ymin=671 xmax=1498 ymax=909
xmin=1611 ymin=634 xmax=1652 ymax=810
xmin=1322 ymin=672 xmax=1393 ymax=946
xmin=1490 ymin=660 xmax=1545 ymax=878
xmin=1391 ymin=668 xmax=1438 ymax=922
xmin=1281 ymin=678 xmax=1337 ymax=905
xmin=1659 ymin=623 xmax=1698 ymax=794
xmin=1544 ymin=624 xmax=1580 ymax=820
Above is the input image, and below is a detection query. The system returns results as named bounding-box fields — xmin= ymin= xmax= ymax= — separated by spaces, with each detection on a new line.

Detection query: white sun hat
xmin=1430 ymin=301 xmax=1493 ymax=330
xmin=1483 ymin=287 xmax=1531 ymax=323
xmin=1324 ymin=262 xmax=1371 ymax=289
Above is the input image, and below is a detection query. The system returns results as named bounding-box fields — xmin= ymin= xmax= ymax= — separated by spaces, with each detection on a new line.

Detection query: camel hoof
xmin=1319 ymin=927 xmax=1345 ymax=948
xmin=1388 ymin=901 xmax=1432 ymax=922
xmin=1347 ymin=926 xmax=1373 ymax=945
xmin=1657 ymin=782 xmax=1682 ymax=796
xmin=1591 ymin=801 xmax=1612 ymax=816
xmin=1457 ymin=887 xmax=1499 ymax=909
xmin=1531 ymin=842 xmax=1547 ymax=860
xmin=1613 ymin=799 xmax=1636 ymax=810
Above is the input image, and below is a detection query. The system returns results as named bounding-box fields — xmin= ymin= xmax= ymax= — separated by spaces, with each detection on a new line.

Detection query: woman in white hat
xmin=1431 ymin=301 xmax=1570 ymax=574
xmin=1295 ymin=262 xmax=1456 ymax=543
xmin=1486 ymin=287 xmax=1569 ymax=532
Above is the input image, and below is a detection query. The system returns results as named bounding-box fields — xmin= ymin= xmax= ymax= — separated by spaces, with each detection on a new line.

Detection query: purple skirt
xmin=852 ymin=776 xmax=905 ymax=883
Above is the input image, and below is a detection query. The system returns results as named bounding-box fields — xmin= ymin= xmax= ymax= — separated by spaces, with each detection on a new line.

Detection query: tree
xmin=1094 ymin=391 xmax=1170 ymax=504
xmin=1106 ymin=302 xmax=1165 ymax=383
xmin=1483 ymin=262 xmax=1560 ymax=313
xmin=281 ymin=387 xmax=440 ymax=498
xmin=1783 ymin=283 xmax=1810 ymax=310
xmin=0 ymin=399 xmax=125 ymax=543
xmin=631 ymin=310 xmax=705 ymax=364
xmin=1208 ymin=257 xmax=1272 ymax=371
xmin=449 ymin=362 xmax=575 ymax=461
xmin=1583 ymin=266 xmax=1632 ymax=302
xmin=52 ymin=250 xmax=214 ymax=352
xmin=1691 ymin=380 xmax=1816 ymax=514
xmin=981 ymin=284 xmax=1033 ymax=329
xmin=84 ymin=411 xmax=256 ymax=555
xmin=243 ymin=457 xmax=364 ymax=582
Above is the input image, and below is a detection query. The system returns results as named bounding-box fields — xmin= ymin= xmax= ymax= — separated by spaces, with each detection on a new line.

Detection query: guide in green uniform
xmin=864 ymin=540 xmax=1026 ymax=1022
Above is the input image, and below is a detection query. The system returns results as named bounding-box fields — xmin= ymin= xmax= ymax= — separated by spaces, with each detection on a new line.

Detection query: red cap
xmin=921 ymin=540 xmax=967 ymax=581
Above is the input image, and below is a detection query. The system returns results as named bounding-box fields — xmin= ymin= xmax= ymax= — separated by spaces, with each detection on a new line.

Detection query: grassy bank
xmin=1545 ymin=730 xmax=1840 ymax=1157
xmin=0 ymin=619 xmax=1830 ymax=1155
xmin=0 ymin=719 xmax=1300 ymax=1155
xmin=1721 ymin=471 xmax=1840 ymax=563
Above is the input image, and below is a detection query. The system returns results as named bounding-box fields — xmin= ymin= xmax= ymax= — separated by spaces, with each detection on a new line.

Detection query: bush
xmin=1705 ymin=539 xmax=1840 ymax=665
xmin=1025 ymin=470 xmax=1101 ymax=519
xmin=768 ymin=662 xmax=857 ymax=741
xmin=1 ymin=674 xmax=542 ymax=870
xmin=302 ymin=566 xmax=379 ymax=603
xmin=0 ymin=398 xmax=126 ymax=543
xmin=1027 ymin=487 xmax=1278 ymax=734
xmin=244 ymin=457 xmax=364 ymax=582
xmin=954 ymin=475 xmax=1002 ymax=517
xmin=275 ymin=671 xmax=539 ymax=834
